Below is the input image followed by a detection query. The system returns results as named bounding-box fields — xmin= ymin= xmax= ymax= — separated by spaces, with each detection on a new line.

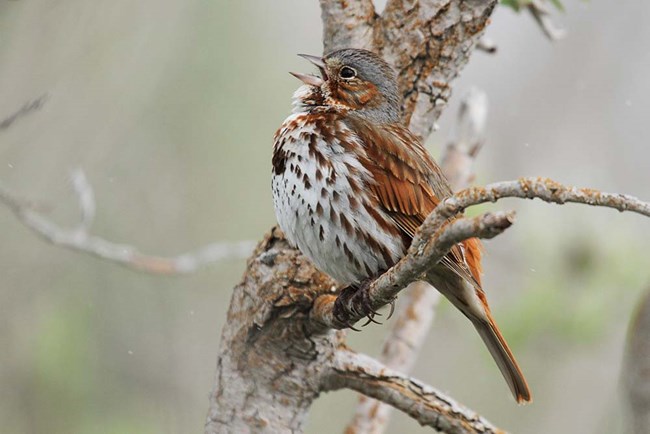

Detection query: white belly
xmin=272 ymin=114 xmax=404 ymax=285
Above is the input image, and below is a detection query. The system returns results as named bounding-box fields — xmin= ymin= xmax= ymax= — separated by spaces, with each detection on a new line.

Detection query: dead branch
xmin=326 ymin=348 xmax=506 ymax=434
xmin=433 ymin=177 xmax=650 ymax=222
xmin=0 ymin=169 xmax=254 ymax=274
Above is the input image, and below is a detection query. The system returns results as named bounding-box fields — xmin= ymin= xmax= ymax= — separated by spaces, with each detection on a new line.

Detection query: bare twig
xmin=0 ymin=94 xmax=48 ymax=131
xmin=0 ymin=170 xmax=254 ymax=274
xmin=346 ymin=89 xmax=489 ymax=434
xmin=442 ymin=177 xmax=649 ymax=219
xmin=527 ymin=0 xmax=566 ymax=41
xmin=414 ymin=177 xmax=650 ymax=250
xmin=70 ymin=168 xmax=96 ymax=233
xmin=327 ymin=348 xmax=506 ymax=434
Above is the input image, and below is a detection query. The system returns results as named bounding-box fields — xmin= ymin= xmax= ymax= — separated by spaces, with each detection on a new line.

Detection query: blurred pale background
xmin=1 ymin=1 xmax=649 ymax=433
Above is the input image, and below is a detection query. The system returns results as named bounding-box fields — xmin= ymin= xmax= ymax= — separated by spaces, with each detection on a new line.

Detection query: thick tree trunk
xmin=205 ymin=229 xmax=341 ymax=433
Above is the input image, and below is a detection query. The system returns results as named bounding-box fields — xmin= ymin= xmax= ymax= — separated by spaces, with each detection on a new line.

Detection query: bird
xmin=271 ymin=48 xmax=531 ymax=403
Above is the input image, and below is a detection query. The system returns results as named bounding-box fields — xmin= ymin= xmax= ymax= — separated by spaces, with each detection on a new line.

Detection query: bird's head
xmin=291 ymin=48 xmax=401 ymax=123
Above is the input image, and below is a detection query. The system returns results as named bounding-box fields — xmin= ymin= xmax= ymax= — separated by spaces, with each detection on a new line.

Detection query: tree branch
xmin=437 ymin=177 xmax=650 ymax=220
xmin=0 ymin=169 xmax=254 ymax=274
xmin=378 ymin=0 xmax=498 ymax=138
xmin=326 ymin=348 xmax=506 ymax=434
xmin=313 ymin=178 xmax=650 ymax=330
xmin=320 ymin=0 xmax=377 ymax=53
xmin=311 ymin=211 xmax=516 ymax=330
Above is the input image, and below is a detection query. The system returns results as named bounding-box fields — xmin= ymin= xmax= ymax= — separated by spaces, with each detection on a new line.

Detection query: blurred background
xmin=1 ymin=1 xmax=649 ymax=433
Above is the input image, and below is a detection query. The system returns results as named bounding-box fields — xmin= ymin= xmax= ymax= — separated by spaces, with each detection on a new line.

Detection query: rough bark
xmin=377 ymin=0 xmax=497 ymax=138
xmin=344 ymin=281 xmax=440 ymax=434
xmin=205 ymin=228 xmax=342 ymax=433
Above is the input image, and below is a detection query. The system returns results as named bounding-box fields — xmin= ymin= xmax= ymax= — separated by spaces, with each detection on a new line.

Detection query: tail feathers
xmin=473 ymin=314 xmax=532 ymax=403
xmin=425 ymin=271 xmax=531 ymax=402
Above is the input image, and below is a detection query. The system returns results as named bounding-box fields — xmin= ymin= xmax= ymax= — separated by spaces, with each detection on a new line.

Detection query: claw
xmin=361 ymin=313 xmax=382 ymax=326
xmin=334 ymin=312 xmax=360 ymax=331
xmin=386 ymin=299 xmax=396 ymax=320
xmin=349 ymin=323 xmax=362 ymax=332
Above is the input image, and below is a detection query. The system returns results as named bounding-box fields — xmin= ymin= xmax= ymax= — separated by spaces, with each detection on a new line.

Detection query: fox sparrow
xmin=271 ymin=48 xmax=531 ymax=402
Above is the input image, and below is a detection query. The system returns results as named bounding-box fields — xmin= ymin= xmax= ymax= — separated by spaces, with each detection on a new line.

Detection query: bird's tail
xmin=471 ymin=311 xmax=532 ymax=403
xmin=426 ymin=271 xmax=532 ymax=403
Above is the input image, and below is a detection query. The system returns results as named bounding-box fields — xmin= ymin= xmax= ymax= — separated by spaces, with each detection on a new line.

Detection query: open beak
xmin=298 ymin=54 xmax=326 ymax=69
xmin=289 ymin=72 xmax=324 ymax=87
xmin=289 ymin=53 xmax=327 ymax=87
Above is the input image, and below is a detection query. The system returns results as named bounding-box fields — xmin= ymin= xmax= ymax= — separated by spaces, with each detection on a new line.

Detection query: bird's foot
xmin=333 ymin=278 xmax=383 ymax=330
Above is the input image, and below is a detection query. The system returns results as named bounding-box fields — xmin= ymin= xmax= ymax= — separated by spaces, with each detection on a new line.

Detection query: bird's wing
xmin=349 ymin=119 xmax=483 ymax=287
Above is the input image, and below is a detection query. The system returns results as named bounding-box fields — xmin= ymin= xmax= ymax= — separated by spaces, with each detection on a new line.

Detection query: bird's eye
xmin=339 ymin=66 xmax=357 ymax=79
